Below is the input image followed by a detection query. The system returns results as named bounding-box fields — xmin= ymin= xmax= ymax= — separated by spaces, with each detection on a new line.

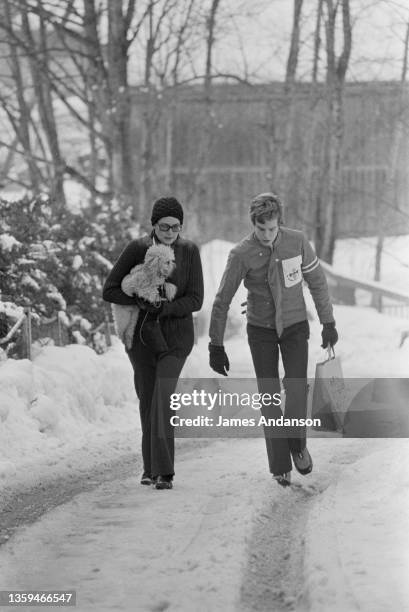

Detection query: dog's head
xmin=144 ymin=244 xmax=176 ymax=280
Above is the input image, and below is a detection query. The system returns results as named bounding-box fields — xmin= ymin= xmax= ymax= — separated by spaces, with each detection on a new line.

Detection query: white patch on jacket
xmin=282 ymin=255 xmax=302 ymax=287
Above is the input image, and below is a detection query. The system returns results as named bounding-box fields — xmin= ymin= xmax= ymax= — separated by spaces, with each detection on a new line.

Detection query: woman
xmin=103 ymin=197 xmax=204 ymax=489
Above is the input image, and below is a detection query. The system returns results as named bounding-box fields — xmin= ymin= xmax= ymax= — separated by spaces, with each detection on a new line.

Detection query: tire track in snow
xmin=238 ymin=481 xmax=319 ymax=612
xmin=0 ymin=438 xmax=214 ymax=547
xmin=238 ymin=439 xmax=375 ymax=612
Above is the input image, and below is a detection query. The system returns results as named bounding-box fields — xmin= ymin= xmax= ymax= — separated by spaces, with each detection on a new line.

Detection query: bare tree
xmin=0 ymin=0 xmax=138 ymax=208
xmin=2 ymin=0 xmax=42 ymax=191
xmin=82 ymin=0 xmax=109 ymax=200
xmin=315 ymin=0 xmax=352 ymax=263
xmin=0 ymin=0 xmax=257 ymax=225
xmin=182 ymin=0 xmax=222 ymax=219
xmin=372 ymin=19 xmax=409 ymax=310
xmin=20 ymin=0 xmax=67 ymax=206
xmin=106 ymin=0 xmax=136 ymax=204
xmin=273 ymin=0 xmax=304 ymax=209
xmin=300 ymin=0 xmax=324 ymax=234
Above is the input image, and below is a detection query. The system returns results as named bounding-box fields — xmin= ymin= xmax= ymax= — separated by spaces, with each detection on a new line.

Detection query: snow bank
xmin=0 ymin=340 xmax=137 ymax=488
xmin=333 ymin=235 xmax=409 ymax=294
xmin=305 ymin=302 xmax=409 ymax=378
xmin=303 ymin=440 xmax=409 ymax=612
xmin=198 ymin=239 xmax=247 ymax=339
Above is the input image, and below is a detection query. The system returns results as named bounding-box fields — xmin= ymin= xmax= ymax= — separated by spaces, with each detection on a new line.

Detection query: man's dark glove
xmin=209 ymin=343 xmax=230 ymax=376
xmin=135 ymin=297 xmax=164 ymax=316
xmin=321 ymin=322 xmax=338 ymax=348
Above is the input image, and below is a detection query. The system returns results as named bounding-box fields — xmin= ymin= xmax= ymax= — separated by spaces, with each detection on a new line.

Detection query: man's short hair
xmin=250 ymin=192 xmax=283 ymax=225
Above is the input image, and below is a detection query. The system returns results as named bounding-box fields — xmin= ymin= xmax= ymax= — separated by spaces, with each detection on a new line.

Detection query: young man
xmin=208 ymin=192 xmax=338 ymax=486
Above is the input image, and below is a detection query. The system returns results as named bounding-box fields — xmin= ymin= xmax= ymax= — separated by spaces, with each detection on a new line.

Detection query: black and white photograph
xmin=0 ymin=0 xmax=408 ymax=610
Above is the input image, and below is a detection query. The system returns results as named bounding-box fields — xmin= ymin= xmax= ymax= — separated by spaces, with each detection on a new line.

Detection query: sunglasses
xmin=157 ymin=223 xmax=182 ymax=232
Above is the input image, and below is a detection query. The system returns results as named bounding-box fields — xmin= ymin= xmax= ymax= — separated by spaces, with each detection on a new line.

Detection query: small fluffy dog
xmin=112 ymin=244 xmax=177 ymax=349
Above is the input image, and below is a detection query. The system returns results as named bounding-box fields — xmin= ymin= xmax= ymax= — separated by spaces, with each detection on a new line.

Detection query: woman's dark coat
xmin=102 ymin=234 xmax=204 ymax=357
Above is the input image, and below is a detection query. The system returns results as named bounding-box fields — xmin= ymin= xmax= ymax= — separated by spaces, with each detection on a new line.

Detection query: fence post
xmin=104 ymin=311 xmax=112 ymax=347
xmin=24 ymin=306 xmax=32 ymax=360
xmin=57 ymin=311 xmax=63 ymax=346
xmin=371 ymin=291 xmax=383 ymax=313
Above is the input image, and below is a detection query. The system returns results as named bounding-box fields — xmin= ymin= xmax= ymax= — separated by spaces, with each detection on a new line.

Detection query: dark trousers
xmin=126 ymin=340 xmax=186 ymax=478
xmin=247 ymin=320 xmax=309 ymax=474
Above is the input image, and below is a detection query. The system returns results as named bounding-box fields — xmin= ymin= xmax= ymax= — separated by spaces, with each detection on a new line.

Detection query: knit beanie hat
xmin=151 ymin=197 xmax=184 ymax=226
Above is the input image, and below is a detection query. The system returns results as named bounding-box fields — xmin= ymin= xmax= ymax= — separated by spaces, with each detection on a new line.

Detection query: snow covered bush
xmin=0 ymin=195 xmax=138 ymax=357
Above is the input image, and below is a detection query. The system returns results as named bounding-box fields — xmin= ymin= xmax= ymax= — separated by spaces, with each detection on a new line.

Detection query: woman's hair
xmin=250 ymin=192 xmax=283 ymax=225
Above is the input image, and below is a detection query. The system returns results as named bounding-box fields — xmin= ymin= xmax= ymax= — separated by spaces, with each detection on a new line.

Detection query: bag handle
xmin=139 ymin=310 xmax=149 ymax=347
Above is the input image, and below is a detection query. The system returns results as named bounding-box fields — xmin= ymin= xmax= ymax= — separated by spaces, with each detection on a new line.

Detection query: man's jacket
xmin=209 ymin=227 xmax=334 ymax=344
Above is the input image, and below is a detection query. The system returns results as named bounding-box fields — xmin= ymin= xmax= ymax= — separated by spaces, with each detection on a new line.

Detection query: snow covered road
xmin=1 ymin=436 xmax=407 ymax=612
xmin=0 ymin=438 xmax=270 ymax=612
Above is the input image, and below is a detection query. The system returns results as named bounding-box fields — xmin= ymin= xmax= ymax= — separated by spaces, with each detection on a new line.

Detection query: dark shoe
xmin=272 ymin=472 xmax=292 ymax=487
xmin=292 ymin=448 xmax=313 ymax=475
xmin=155 ymin=475 xmax=173 ymax=490
xmin=140 ymin=472 xmax=153 ymax=485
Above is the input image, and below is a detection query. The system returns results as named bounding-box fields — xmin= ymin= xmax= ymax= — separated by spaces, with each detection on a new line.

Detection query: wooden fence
xmin=321 ymin=261 xmax=409 ymax=319
xmin=132 ymin=81 xmax=409 ymax=244
xmin=0 ymin=305 xmax=113 ymax=360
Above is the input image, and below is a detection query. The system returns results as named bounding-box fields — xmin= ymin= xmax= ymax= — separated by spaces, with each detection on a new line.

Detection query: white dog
xmin=112 ymin=244 xmax=177 ymax=349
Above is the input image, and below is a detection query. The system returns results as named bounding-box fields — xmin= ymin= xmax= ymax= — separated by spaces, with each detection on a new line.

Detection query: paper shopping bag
xmin=311 ymin=349 xmax=347 ymax=431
